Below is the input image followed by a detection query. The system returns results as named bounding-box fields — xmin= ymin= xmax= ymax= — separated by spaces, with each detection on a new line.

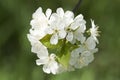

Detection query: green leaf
xmin=58 ymin=51 xmax=70 ymax=68
xmin=40 ymin=34 xmax=63 ymax=55
xmin=58 ymin=41 xmax=79 ymax=68
xmin=40 ymin=34 xmax=79 ymax=68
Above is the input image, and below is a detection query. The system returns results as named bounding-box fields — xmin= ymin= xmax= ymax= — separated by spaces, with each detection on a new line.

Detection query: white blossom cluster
xmin=27 ymin=7 xmax=100 ymax=74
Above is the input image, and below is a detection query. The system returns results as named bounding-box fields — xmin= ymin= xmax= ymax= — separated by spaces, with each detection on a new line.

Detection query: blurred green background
xmin=0 ymin=0 xmax=120 ymax=80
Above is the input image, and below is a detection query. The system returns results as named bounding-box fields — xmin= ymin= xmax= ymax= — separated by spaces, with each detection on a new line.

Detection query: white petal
xmin=46 ymin=8 xmax=52 ymax=19
xmin=90 ymin=48 xmax=98 ymax=53
xmin=70 ymin=22 xmax=79 ymax=30
xmin=74 ymin=63 xmax=83 ymax=69
xmin=37 ymin=49 xmax=48 ymax=58
xmin=48 ymin=54 xmax=58 ymax=74
xmin=76 ymin=23 xmax=86 ymax=33
xmin=81 ymin=51 xmax=91 ymax=57
xmin=64 ymin=18 xmax=73 ymax=28
xmin=30 ymin=41 xmax=42 ymax=53
xmin=31 ymin=42 xmax=41 ymax=53
xmin=49 ymin=13 xmax=58 ymax=23
xmin=74 ymin=14 xmax=83 ymax=21
xmin=93 ymin=36 xmax=99 ymax=44
xmin=50 ymin=61 xmax=58 ymax=74
xmin=30 ymin=29 xmax=46 ymax=40
xmin=57 ymin=21 xmax=65 ymax=29
xmin=32 ymin=7 xmax=42 ymax=19
xmin=90 ymin=19 xmax=99 ymax=44
xmin=56 ymin=8 xmax=64 ymax=17
xmin=71 ymin=48 xmax=80 ymax=57
xmin=45 ymin=27 xmax=53 ymax=34
xmin=76 ymin=33 xmax=86 ymax=44
xmin=27 ymin=34 xmax=38 ymax=45
xmin=30 ymin=20 xmax=36 ymax=27
xmin=58 ymin=30 xmax=66 ymax=39
xmin=71 ymin=14 xmax=86 ymax=32
xmin=43 ymin=64 xmax=51 ymax=74
xmin=66 ymin=32 xmax=73 ymax=41
xmin=36 ymin=58 xmax=48 ymax=65
xmin=81 ymin=23 xmax=86 ymax=33
xmin=33 ymin=43 xmax=49 ymax=58
xmin=64 ymin=11 xmax=74 ymax=18
xmin=28 ymin=38 xmax=48 ymax=57
xmin=27 ymin=35 xmax=48 ymax=58
xmin=91 ymin=19 xmax=95 ymax=28
xmin=86 ymin=36 xmax=96 ymax=50
xmin=70 ymin=37 xmax=76 ymax=44
xmin=69 ymin=57 xmax=77 ymax=65
xmin=50 ymin=33 xmax=58 ymax=45
xmin=82 ymin=55 xmax=94 ymax=64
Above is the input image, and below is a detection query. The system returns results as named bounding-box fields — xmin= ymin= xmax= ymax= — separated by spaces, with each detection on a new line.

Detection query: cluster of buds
xmin=27 ymin=7 xmax=100 ymax=74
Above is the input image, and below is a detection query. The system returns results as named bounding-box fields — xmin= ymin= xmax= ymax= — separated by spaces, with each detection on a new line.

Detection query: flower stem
xmin=44 ymin=73 xmax=51 ymax=80
xmin=72 ymin=0 xmax=82 ymax=13
xmin=58 ymin=38 xmax=66 ymax=57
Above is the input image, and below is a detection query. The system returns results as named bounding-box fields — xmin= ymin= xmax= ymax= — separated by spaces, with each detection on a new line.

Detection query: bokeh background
xmin=0 ymin=0 xmax=120 ymax=80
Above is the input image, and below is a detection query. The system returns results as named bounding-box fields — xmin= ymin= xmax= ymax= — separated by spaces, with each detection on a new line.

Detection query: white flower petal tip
xmin=32 ymin=7 xmax=42 ymax=18
xmin=64 ymin=11 xmax=74 ymax=18
xmin=46 ymin=8 xmax=52 ymax=19
xmin=90 ymin=19 xmax=100 ymax=44
xmin=56 ymin=7 xmax=64 ymax=17
xmin=27 ymin=7 xmax=100 ymax=74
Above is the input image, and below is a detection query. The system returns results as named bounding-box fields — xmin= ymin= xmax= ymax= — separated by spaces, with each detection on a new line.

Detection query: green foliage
xmin=40 ymin=34 xmax=78 ymax=67
xmin=40 ymin=34 xmax=63 ymax=55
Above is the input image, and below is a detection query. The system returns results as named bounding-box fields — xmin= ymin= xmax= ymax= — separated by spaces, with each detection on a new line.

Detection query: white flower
xmin=46 ymin=8 xmax=74 ymax=45
xmin=46 ymin=19 xmax=66 ymax=45
xmin=69 ymin=36 xmax=98 ymax=68
xmin=36 ymin=52 xmax=59 ymax=74
xmin=70 ymin=47 xmax=97 ymax=69
xmin=27 ymin=32 xmax=59 ymax=74
xmin=85 ymin=36 xmax=96 ymax=50
xmin=45 ymin=8 xmax=87 ymax=44
xmin=70 ymin=14 xmax=86 ymax=43
xmin=71 ymin=14 xmax=86 ymax=33
xmin=27 ymin=7 xmax=100 ymax=74
xmin=30 ymin=7 xmax=52 ymax=40
xmin=90 ymin=19 xmax=100 ymax=44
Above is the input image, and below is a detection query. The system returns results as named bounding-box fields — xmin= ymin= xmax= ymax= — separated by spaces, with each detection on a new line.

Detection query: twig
xmin=44 ymin=73 xmax=51 ymax=80
xmin=72 ymin=0 xmax=82 ymax=13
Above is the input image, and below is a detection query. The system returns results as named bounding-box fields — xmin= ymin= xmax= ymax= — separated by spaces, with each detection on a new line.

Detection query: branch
xmin=44 ymin=74 xmax=51 ymax=80
xmin=72 ymin=0 xmax=82 ymax=13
